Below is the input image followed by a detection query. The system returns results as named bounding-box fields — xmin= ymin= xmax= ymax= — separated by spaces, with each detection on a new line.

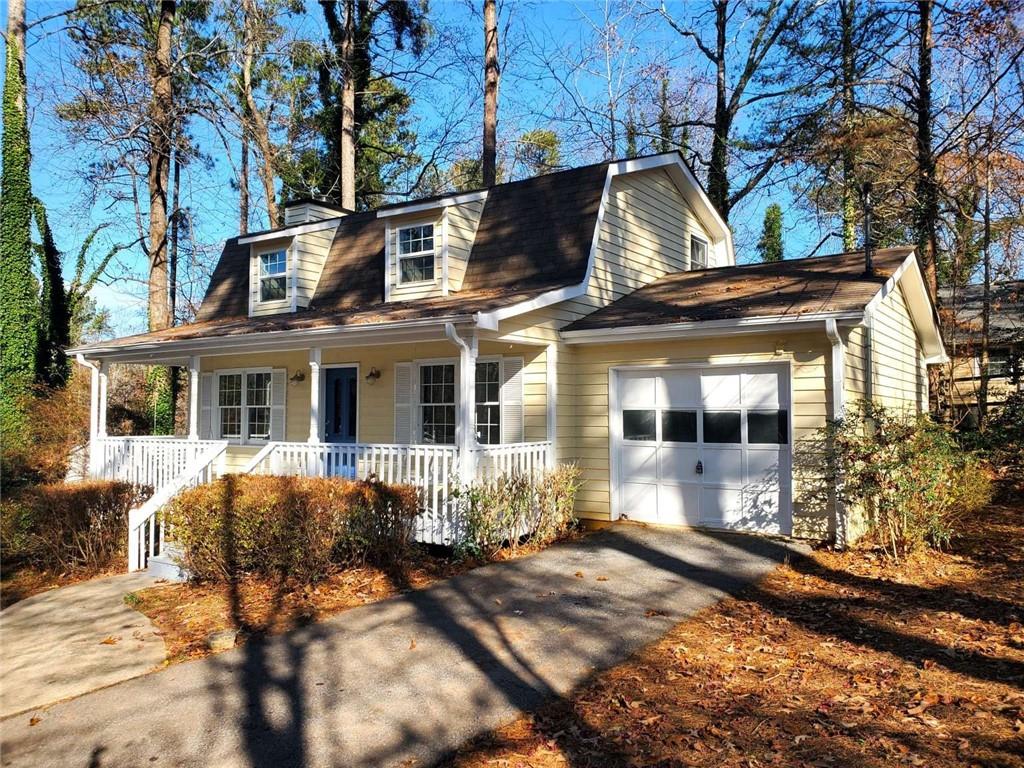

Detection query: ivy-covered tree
xmin=757 ymin=203 xmax=784 ymax=263
xmin=1 ymin=0 xmax=37 ymax=437
xmin=32 ymin=201 xmax=70 ymax=388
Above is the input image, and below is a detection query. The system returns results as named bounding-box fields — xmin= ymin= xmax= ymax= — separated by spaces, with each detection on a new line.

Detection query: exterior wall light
xmin=365 ymin=367 xmax=382 ymax=384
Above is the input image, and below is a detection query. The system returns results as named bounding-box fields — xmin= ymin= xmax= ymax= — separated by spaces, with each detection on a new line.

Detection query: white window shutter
xmin=501 ymin=357 xmax=524 ymax=444
xmin=200 ymin=373 xmax=215 ymax=439
xmin=270 ymin=369 xmax=286 ymax=441
xmin=394 ymin=362 xmax=413 ymax=443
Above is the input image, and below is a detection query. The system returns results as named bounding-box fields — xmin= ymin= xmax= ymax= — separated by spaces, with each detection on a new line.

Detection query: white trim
xmin=308 ymin=348 xmax=322 ymax=443
xmin=562 ymin=311 xmax=864 ymax=344
xmin=546 ymin=343 xmax=557 ymax=467
xmin=289 ymin=240 xmax=298 ymax=313
xmin=444 ymin=323 xmax=477 ymax=482
xmin=395 ymin=221 xmax=438 ymax=287
xmin=441 ymin=207 xmax=450 ymax=296
xmin=607 ymin=360 xmax=794 ymax=535
xmin=825 ymin=318 xmax=848 ymax=550
xmin=377 ymin=189 xmax=489 ymax=219
xmin=98 ymin=361 xmax=109 ymax=437
xmin=253 ymin=244 xmax=291 ymax=310
xmin=212 ymin=366 xmax=279 ymax=445
xmin=689 ymin=233 xmax=709 ymax=270
xmin=238 ymin=217 xmax=340 ymax=244
xmin=384 ymin=221 xmax=393 ymax=302
xmin=476 ymin=283 xmax=588 ymax=330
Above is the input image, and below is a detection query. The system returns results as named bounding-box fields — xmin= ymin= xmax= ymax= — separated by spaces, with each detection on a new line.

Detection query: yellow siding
xmin=872 ymin=284 xmax=926 ymax=411
xmin=203 ymin=340 xmax=549 ymax=469
xmin=387 ymin=211 xmax=445 ymax=302
xmin=292 ymin=227 xmax=335 ymax=309
xmin=564 ymin=333 xmax=834 ymax=539
xmin=447 ymin=199 xmax=485 ymax=292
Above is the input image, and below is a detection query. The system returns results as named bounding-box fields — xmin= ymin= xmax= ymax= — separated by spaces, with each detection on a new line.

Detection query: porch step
xmin=147 ymin=544 xmax=188 ymax=582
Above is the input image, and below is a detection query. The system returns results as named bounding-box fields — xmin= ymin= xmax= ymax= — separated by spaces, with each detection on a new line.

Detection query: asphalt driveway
xmin=1 ymin=525 xmax=807 ymax=768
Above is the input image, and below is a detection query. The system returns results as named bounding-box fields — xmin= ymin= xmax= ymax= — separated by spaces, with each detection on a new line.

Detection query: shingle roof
xmin=563 ymin=248 xmax=915 ymax=332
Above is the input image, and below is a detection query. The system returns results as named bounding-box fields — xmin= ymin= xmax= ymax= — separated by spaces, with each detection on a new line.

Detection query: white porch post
xmin=459 ymin=335 xmax=478 ymax=484
xmin=188 ymin=356 xmax=201 ymax=439
xmin=98 ymin=361 xmax=109 ymax=438
xmin=546 ymin=343 xmax=558 ymax=469
xmin=308 ymin=347 xmax=322 ymax=442
xmin=79 ymin=356 xmax=101 ymax=476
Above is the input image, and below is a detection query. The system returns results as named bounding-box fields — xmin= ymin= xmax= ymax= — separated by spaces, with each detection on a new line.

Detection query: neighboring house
xmin=941 ymin=280 xmax=1023 ymax=426
xmin=68 ymin=152 xmax=946 ymax=571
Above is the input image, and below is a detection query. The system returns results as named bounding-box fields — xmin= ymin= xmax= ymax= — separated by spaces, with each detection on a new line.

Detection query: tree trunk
xmin=482 ymin=0 xmax=499 ymax=186
xmin=6 ymin=0 xmax=25 ymax=110
xmin=340 ymin=0 xmax=356 ymax=210
xmin=239 ymin=131 xmax=249 ymax=235
xmin=147 ymin=0 xmax=174 ymax=333
xmin=170 ymin=146 xmax=179 ymax=323
xmin=241 ymin=0 xmax=279 ymax=227
xmin=707 ymin=0 xmax=731 ymax=222
xmin=840 ymin=0 xmax=857 ymax=251
xmin=979 ymin=127 xmax=993 ymax=423
xmin=914 ymin=0 xmax=938 ymax=298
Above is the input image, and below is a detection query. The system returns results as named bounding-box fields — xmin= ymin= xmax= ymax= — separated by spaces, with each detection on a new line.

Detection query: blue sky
xmin=4 ymin=0 xmax=828 ymax=336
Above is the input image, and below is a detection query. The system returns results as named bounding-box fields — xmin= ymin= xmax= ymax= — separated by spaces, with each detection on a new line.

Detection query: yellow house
xmin=67 ymin=152 xmax=946 ymax=571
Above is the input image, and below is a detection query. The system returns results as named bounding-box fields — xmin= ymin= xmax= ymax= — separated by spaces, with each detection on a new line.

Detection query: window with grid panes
xmin=419 ymin=363 xmax=455 ymax=444
xmin=475 ymin=361 xmax=501 ymax=444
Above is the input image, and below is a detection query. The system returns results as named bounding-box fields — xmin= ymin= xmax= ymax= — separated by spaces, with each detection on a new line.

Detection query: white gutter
xmin=825 ymin=318 xmax=848 ymax=550
xmin=237 ymin=217 xmax=342 ymax=245
xmin=561 ymin=311 xmax=864 ymax=344
xmin=67 ymin=315 xmax=476 ymax=361
xmin=377 ymin=189 xmax=489 ymax=219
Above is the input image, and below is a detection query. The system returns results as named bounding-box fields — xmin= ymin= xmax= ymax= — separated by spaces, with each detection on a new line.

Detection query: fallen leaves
xmin=99 ymin=635 xmax=119 ymax=645
xmin=445 ymin=502 xmax=1024 ymax=768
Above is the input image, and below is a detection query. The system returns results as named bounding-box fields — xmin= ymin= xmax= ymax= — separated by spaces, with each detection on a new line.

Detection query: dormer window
xmin=398 ymin=224 xmax=435 ymax=284
xmin=259 ymin=249 xmax=288 ymax=302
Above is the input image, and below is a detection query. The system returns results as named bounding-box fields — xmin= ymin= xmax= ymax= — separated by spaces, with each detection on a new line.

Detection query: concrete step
xmin=147 ymin=544 xmax=188 ymax=582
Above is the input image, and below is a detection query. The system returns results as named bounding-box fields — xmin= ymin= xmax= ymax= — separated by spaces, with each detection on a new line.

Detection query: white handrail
xmin=127 ymin=441 xmax=228 ymax=571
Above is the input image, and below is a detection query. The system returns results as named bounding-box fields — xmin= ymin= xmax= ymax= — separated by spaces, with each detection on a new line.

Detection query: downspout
xmin=445 ymin=323 xmax=478 ymax=485
xmin=825 ymin=319 xmax=848 ymax=550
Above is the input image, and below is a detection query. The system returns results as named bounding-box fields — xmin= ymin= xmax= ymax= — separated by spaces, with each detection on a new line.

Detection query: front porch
xmin=79 ymin=326 xmax=559 ymax=570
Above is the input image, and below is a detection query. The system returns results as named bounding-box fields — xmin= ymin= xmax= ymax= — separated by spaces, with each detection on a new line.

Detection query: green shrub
xmin=456 ymin=464 xmax=583 ymax=560
xmin=824 ymin=401 xmax=993 ymax=559
xmin=983 ymin=391 xmax=1024 ymax=489
xmin=0 ymin=480 xmax=148 ymax=573
xmin=166 ymin=475 xmax=419 ymax=583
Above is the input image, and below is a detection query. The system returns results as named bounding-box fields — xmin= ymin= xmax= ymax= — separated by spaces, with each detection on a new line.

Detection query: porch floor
xmin=1 ymin=526 xmax=806 ymax=766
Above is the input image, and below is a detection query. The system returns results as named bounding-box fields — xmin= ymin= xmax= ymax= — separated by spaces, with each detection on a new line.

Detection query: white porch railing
xmin=91 ymin=436 xmax=226 ymax=491
xmin=242 ymin=440 xmax=553 ymax=545
xmin=474 ymin=441 xmax=552 ymax=482
xmin=125 ymin=441 xmax=228 ymax=571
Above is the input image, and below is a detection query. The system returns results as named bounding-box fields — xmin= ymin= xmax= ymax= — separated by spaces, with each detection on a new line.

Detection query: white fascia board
xmin=376 ymin=190 xmax=488 ymax=219
xmin=560 ymin=311 xmax=864 ymax=344
xmin=863 ymin=252 xmax=947 ymax=361
xmin=238 ymin=218 xmax=342 ymax=244
xmin=66 ymin=315 xmax=475 ymax=363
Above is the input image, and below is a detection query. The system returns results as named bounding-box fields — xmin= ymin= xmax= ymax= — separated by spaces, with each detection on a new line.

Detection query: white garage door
xmin=613 ymin=364 xmax=792 ymax=534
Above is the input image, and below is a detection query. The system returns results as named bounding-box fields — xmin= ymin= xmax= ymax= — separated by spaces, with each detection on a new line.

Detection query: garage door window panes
xmin=623 ymin=409 xmax=656 ymax=441
xmin=662 ymin=410 xmax=697 ymax=442
xmin=748 ymin=410 xmax=788 ymax=444
xmin=703 ymin=411 xmax=741 ymax=443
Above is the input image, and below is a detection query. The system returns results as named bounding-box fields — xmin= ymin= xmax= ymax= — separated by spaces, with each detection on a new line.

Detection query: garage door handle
xmin=695 ymin=460 xmax=703 ymax=475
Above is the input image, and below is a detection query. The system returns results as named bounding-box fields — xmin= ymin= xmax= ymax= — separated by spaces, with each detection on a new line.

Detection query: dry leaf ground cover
xmin=128 ymin=547 xmax=473 ymax=663
xmin=445 ymin=500 xmax=1024 ymax=768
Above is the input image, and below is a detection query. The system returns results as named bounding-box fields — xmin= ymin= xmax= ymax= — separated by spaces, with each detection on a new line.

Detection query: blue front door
xmin=324 ymin=368 xmax=357 ymax=444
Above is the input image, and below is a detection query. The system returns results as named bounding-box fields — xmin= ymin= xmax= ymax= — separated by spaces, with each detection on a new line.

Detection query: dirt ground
xmin=444 ymin=501 xmax=1024 ymax=768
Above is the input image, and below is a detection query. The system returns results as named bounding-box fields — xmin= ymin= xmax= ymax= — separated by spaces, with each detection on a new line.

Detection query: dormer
xmin=378 ymin=190 xmax=488 ymax=302
xmin=239 ymin=200 xmax=347 ymax=317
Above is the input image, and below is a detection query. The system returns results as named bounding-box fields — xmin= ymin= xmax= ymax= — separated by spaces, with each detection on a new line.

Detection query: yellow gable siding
xmin=871 ymin=283 xmax=927 ymax=412
xmin=567 ymin=332 xmax=834 ymax=539
xmin=446 ymin=199 xmax=485 ymax=292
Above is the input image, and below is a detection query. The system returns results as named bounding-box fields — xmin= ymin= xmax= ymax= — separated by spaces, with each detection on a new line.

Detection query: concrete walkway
xmin=0 ymin=572 xmax=166 ymax=719
xmin=1 ymin=526 xmax=806 ymax=768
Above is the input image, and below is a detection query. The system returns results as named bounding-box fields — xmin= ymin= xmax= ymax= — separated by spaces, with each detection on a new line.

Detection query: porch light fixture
xmin=365 ymin=367 xmax=381 ymax=384
xmin=289 ymin=370 xmax=306 ymax=384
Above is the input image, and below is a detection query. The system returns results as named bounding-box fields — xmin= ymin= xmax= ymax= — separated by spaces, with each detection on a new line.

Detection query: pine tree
xmin=1 ymin=0 xmax=38 ymax=437
xmin=757 ymin=203 xmax=784 ymax=263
